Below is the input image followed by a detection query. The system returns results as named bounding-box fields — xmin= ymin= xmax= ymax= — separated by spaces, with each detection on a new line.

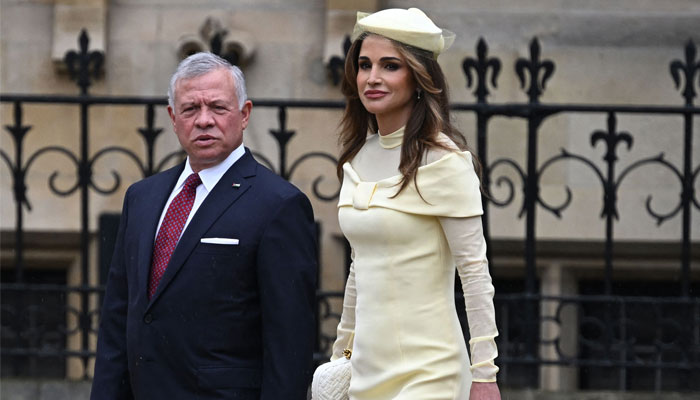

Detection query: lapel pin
xmin=232 ymin=183 xmax=241 ymax=188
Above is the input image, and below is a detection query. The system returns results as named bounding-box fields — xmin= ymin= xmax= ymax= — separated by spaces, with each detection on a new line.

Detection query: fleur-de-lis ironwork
xmin=670 ymin=40 xmax=700 ymax=106
xmin=254 ymin=105 xmax=340 ymax=200
xmin=64 ymin=29 xmax=104 ymax=95
xmin=462 ymin=38 xmax=501 ymax=103
xmin=327 ymin=35 xmax=352 ymax=86
xmin=269 ymin=107 xmax=296 ymax=180
xmin=515 ymin=38 xmax=555 ymax=103
xmin=591 ymin=113 xmax=633 ymax=220
xmin=137 ymin=105 xmax=164 ymax=176
xmin=2 ymin=102 xmax=32 ymax=210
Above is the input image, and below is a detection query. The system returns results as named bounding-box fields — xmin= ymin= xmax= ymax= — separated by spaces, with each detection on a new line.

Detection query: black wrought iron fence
xmin=1 ymin=31 xmax=699 ymax=392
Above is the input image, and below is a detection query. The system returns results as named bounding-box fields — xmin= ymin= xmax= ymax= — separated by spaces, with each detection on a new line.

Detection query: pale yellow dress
xmin=331 ymin=127 xmax=499 ymax=400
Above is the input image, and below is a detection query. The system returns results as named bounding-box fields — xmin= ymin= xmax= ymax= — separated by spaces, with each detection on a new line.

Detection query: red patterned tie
xmin=148 ymin=173 xmax=201 ymax=298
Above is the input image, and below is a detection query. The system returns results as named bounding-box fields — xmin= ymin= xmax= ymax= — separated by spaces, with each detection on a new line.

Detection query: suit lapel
xmin=136 ymin=164 xmax=184 ymax=300
xmin=147 ymin=150 xmax=258 ymax=308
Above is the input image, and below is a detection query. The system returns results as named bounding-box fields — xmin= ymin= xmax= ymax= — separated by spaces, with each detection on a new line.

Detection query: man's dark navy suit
xmin=91 ymin=149 xmax=317 ymax=399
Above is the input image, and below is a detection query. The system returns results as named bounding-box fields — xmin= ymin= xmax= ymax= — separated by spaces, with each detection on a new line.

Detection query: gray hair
xmin=167 ymin=52 xmax=247 ymax=110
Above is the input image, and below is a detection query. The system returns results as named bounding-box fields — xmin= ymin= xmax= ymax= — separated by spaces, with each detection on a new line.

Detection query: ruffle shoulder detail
xmin=338 ymin=151 xmax=483 ymax=217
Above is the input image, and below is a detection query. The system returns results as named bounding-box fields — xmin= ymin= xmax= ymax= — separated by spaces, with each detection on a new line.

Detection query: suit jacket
xmin=91 ymin=150 xmax=317 ymax=400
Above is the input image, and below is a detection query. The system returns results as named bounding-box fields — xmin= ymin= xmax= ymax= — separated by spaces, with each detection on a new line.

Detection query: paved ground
xmin=1 ymin=379 xmax=698 ymax=400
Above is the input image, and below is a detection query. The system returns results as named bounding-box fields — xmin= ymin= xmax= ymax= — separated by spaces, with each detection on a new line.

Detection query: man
xmin=91 ymin=52 xmax=317 ymax=399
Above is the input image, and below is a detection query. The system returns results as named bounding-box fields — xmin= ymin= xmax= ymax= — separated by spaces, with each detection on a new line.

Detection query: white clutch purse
xmin=311 ymin=332 xmax=355 ymax=400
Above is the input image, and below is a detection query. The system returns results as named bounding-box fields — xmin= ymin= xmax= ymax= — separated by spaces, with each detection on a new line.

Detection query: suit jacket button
xmin=144 ymin=314 xmax=153 ymax=324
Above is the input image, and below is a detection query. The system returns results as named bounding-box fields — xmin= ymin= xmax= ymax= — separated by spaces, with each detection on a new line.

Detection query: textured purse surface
xmin=311 ymin=357 xmax=351 ymax=400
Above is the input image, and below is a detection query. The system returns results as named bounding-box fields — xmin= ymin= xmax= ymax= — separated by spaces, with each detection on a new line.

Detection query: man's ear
xmin=167 ymin=106 xmax=176 ymax=125
xmin=240 ymin=100 xmax=253 ymax=130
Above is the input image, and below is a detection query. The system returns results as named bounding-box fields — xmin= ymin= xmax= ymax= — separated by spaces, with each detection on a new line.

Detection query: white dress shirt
xmin=154 ymin=143 xmax=246 ymax=241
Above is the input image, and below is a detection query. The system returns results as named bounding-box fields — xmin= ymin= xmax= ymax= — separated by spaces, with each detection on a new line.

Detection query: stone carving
xmin=176 ymin=17 xmax=255 ymax=66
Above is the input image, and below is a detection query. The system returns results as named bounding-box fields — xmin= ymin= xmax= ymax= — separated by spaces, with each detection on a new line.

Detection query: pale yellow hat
xmin=351 ymin=8 xmax=455 ymax=57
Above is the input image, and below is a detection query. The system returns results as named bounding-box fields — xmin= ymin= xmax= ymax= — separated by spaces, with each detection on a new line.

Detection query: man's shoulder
xmin=251 ymin=161 xmax=307 ymax=201
xmin=127 ymin=163 xmax=182 ymax=194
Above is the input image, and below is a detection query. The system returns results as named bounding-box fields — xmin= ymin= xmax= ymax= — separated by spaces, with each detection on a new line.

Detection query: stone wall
xmin=2 ymin=0 xmax=698 ymax=240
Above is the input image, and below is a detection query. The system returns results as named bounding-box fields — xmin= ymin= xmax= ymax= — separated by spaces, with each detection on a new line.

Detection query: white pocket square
xmin=200 ymin=238 xmax=239 ymax=245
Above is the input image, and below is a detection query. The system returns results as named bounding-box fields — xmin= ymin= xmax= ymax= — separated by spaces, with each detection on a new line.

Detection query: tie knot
xmin=184 ymin=173 xmax=201 ymax=191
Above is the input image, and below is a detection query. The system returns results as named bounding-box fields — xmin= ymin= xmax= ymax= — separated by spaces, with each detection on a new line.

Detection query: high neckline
xmin=378 ymin=126 xmax=404 ymax=149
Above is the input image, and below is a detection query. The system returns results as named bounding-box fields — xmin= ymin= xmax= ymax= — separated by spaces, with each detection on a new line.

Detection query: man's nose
xmin=195 ymin=107 xmax=215 ymax=128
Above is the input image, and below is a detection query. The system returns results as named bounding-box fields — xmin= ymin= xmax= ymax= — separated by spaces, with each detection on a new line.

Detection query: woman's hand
xmin=470 ymin=382 xmax=501 ymax=400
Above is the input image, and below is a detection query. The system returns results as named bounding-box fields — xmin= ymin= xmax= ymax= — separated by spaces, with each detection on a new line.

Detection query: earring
xmin=416 ymin=90 xmax=422 ymax=100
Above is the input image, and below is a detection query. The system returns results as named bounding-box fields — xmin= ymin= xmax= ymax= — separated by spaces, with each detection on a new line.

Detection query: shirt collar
xmin=178 ymin=142 xmax=246 ymax=192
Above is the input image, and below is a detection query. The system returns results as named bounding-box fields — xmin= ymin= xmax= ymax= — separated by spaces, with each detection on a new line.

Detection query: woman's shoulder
xmin=423 ymin=132 xmax=463 ymax=166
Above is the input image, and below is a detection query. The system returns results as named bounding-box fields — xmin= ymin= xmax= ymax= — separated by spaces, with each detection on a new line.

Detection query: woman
xmin=330 ymin=8 xmax=501 ymax=400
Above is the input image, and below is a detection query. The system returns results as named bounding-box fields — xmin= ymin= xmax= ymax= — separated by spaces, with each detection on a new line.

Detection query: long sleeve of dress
xmin=439 ymin=215 xmax=499 ymax=382
xmin=331 ymin=259 xmax=356 ymax=361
